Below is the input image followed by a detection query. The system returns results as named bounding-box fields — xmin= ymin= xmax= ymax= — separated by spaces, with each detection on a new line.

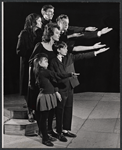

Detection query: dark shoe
xmin=57 ymin=133 xmax=67 ymax=142
xmin=48 ymin=130 xmax=58 ymax=138
xmin=42 ymin=140 xmax=54 ymax=146
xmin=48 ymin=134 xmax=57 ymax=141
xmin=63 ymin=131 xmax=77 ymax=138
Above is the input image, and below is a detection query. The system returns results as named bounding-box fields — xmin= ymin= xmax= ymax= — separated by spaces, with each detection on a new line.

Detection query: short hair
xmin=42 ymin=22 xmax=60 ymax=42
xmin=41 ymin=5 xmax=54 ymax=15
xmin=56 ymin=14 xmax=69 ymax=23
xmin=24 ymin=13 xmax=41 ymax=30
xmin=52 ymin=41 xmax=67 ymax=55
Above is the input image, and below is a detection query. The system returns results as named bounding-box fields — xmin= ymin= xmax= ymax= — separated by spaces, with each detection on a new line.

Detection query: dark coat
xmin=16 ymin=29 xmax=35 ymax=95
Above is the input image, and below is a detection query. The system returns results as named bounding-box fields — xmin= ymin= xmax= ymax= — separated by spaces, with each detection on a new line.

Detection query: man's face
xmin=44 ymin=8 xmax=54 ymax=20
xmin=58 ymin=18 xmax=69 ymax=31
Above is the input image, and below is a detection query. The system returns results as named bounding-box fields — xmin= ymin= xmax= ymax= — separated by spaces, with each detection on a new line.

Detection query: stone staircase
xmin=4 ymin=95 xmax=38 ymax=136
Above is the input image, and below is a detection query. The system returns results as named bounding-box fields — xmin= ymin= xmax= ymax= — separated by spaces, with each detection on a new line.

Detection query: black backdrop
xmin=4 ymin=2 xmax=120 ymax=94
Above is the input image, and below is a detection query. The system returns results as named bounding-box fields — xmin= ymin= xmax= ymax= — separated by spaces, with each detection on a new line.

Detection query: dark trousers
xmin=35 ymin=110 xmax=49 ymax=141
xmin=56 ymin=89 xmax=73 ymax=134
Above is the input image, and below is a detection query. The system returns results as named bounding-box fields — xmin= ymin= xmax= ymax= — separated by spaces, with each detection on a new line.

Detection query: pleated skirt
xmin=36 ymin=92 xmax=57 ymax=111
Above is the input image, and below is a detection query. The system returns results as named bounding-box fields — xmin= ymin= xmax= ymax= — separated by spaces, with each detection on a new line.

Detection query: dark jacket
xmin=50 ymin=51 xmax=95 ymax=90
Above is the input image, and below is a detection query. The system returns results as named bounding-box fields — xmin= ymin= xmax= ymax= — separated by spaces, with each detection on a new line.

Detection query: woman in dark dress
xmin=16 ymin=13 xmax=42 ymax=121
xmin=29 ymin=22 xmax=60 ymax=132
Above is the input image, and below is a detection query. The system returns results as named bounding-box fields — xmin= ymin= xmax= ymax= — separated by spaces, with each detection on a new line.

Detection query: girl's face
xmin=51 ymin=28 xmax=60 ymax=41
xmin=39 ymin=57 xmax=48 ymax=69
xmin=58 ymin=45 xmax=68 ymax=56
xmin=36 ymin=17 xmax=42 ymax=28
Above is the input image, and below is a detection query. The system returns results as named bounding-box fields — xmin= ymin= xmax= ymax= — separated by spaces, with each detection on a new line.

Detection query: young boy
xmin=49 ymin=41 xmax=109 ymax=141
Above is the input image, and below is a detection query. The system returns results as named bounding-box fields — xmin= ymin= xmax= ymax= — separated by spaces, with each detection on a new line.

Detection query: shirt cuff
xmin=97 ymin=31 xmax=101 ymax=37
xmin=94 ymin=51 xmax=97 ymax=56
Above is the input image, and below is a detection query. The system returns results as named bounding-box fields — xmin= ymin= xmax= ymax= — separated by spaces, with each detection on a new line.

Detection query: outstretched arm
xmin=73 ymin=42 xmax=106 ymax=52
xmin=67 ymin=27 xmax=113 ymax=39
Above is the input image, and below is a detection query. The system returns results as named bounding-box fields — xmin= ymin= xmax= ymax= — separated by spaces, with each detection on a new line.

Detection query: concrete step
xmin=4 ymin=107 xmax=28 ymax=120
xmin=4 ymin=119 xmax=38 ymax=136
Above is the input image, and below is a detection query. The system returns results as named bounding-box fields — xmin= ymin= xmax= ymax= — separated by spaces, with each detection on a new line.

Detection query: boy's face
xmin=58 ymin=45 xmax=68 ymax=56
xmin=39 ymin=57 xmax=48 ymax=69
xmin=58 ymin=18 xmax=69 ymax=31
xmin=44 ymin=8 xmax=54 ymax=20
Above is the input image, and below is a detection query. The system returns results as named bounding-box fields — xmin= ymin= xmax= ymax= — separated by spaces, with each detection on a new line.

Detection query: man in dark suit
xmin=56 ymin=14 xmax=112 ymax=52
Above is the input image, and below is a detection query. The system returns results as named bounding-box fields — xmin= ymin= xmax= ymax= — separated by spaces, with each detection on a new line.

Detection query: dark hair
xmin=33 ymin=53 xmax=48 ymax=81
xmin=52 ymin=41 xmax=67 ymax=55
xmin=24 ymin=13 xmax=41 ymax=30
xmin=56 ymin=14 xmax=69 ymax=23
xmin=42 ymin=22 xmax=60 ymax=42
xmin=41 ymin=5 xmax=54 ymax=15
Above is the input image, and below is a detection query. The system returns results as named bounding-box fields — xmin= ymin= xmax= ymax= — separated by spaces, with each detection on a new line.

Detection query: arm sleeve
xmin=68 ymin=26 xmax=85 ymax=34
xmin=81 ymin=31 xmax=98 ymax=39
xmin=16 ymin=31 xmax=28 ymax=56
xmin=68 ymin=26 xmax=98 ymax=39
xmin=49 ymin=69 xmax=72 ymax=80
xmin=29 ymin=42 xmax=41 ymax=62
xmin=72 ymin=51 xmax=95 ymax=62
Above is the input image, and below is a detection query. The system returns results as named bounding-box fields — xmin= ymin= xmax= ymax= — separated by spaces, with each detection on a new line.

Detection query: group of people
xmin=16 ymin=4 xmax=112 ymax=147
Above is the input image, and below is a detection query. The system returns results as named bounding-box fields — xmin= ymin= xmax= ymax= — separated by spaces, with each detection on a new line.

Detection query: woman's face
xmin=36 ymin=17 xmax=42 ymax=28
xmin=51 ymin=28 xmax=60 ymax=41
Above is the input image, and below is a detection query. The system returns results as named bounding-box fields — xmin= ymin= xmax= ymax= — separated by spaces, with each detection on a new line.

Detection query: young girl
xmin=33 ymin=53 xmax=75 ymax=146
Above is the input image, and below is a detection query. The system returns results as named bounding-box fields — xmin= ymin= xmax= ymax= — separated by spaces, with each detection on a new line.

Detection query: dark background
xmin=4 ymin=2 xmax=120 ymax=94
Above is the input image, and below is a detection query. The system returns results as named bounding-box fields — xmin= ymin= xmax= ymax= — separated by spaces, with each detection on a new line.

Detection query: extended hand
xmin=55 ymin=92 xmax=62 ymax=102
xmin=98 ymin=47 xmax=110 ymax=53
xmin=85 ymin=26 xmax=98 ymax=31
xmin=95 ymin=47 xmax=110 ymax=55
xmin=100 ymin=27 xmax=113 ymax=35
xmin=93 ymin=42 xmax=106 ymax=49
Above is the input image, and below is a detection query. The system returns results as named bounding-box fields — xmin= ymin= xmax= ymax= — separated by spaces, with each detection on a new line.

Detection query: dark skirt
xmin=36 ymin=92 xmax=57 ymax=111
